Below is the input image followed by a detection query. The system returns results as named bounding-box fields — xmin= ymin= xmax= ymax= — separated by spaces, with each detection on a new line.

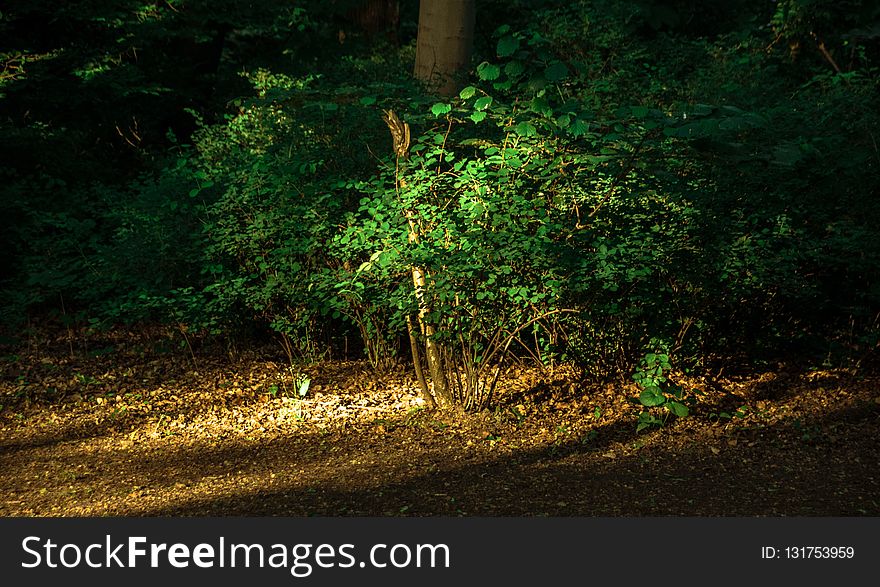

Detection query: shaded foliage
xmin=2 ymin=0 xmax=879 ymax=407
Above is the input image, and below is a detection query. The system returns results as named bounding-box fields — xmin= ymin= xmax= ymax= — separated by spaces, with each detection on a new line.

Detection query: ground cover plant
xmin=1 ymin=0 xmax=879 ymax=516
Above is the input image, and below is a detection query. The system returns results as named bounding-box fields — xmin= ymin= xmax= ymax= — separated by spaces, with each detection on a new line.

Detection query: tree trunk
xmin=338 ymin=0 xmax=400 ymax=45
xmin=413 ymin=0 xmax=475 ymax=97
xmin=406 ymin=314 xmax=436 ymax=409
xmin=410 ymin=266 xmax=453 ymax=407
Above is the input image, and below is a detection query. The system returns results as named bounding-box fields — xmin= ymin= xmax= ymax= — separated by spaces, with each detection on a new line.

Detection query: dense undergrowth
xmin=2 ymin=1 xmax=879 ymax=411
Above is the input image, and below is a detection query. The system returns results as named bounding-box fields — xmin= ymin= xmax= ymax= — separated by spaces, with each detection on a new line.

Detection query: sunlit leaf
xmin=297 ymin=377 xmax=311 ymax=398
xmin=477 ymin=62 xmax=501 ymax=81
xmin=639 ymin=387 xmax=666 ymax=407
xmin=474 ymin=96 xmax=493 ymax=110
xmin=514 ymin=122 xmax=537 ymax=137
xmin=431 ymin=102 xmax=451 ymax=117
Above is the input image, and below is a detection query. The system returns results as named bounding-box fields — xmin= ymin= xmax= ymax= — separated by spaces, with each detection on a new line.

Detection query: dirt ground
xmin=1 ymin=331 xmax=879 ymax=517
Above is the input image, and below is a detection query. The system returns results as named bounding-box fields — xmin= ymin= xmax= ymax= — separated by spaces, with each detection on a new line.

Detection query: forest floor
xmin=1 ymin=329 xmax=879 ymax=517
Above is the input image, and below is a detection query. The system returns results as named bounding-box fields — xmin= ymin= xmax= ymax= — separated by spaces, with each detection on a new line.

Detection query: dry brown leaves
xmin=1 ymin=331 xmax=878 ymax=516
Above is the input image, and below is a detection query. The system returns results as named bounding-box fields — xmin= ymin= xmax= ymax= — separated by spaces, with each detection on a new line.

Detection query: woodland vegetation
xmin=1 ymin=0 xmax=879 ymax=516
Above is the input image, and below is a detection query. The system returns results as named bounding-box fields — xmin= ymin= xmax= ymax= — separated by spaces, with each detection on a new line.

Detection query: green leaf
xmin=569 ymin=118 xmax=589 ymax=137
xmin=504 ymin=60 xmax=525 ymax=77
xmin=459 ymin=86 xmax=476 ymax=100
xmin=666 ymin=401 xmax=689 ymax=418
xmin=631 ymin=106 xmax=649 ymax=118
xmin=477 ymin=62 xmax=501 ymax=81
xmin=431 ymin=102 xmax=451 ymax=117
xmin=544 ymin=61 xmax=569 ymax=82
xmin=297 ymin=376 xmax=311 ymax=398
xmin=742 ymin=112 xmax=767 ymax=127
xmin=556 ymin=114 xmax=571 ymax=128
xmin=530 ymin=96 xmax=551 ymax=116
xmin=636 ymin=411 xmax=660 ymax=432
xmin=527 ymin=74 xmax=547 ymax=92
xmin=675 ymin=122 xmax=705 ymax=138
xmin=497 ymin=35 xmax=520 ymax=57
xmin=719 ymin=117 xmax=746 ymax=131
xmin=691 ymin=103 xmax=714 ymax=116
xmin=470 ymin=111 xmax=487 ymax=123
xmin=474 ymin=96 xmax=493 ymax=111
xmin=359 ymin=96 xmax=377 ymax=106
xmin=639 ymin=387 xmax=666 ymax=407
xmin=771 ymin=144 xmax=804 ymax=167
xmin=514 ymin=122 xmax=537 ymax=137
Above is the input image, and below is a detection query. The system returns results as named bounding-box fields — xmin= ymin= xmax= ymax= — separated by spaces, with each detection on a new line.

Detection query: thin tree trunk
xmin=383 ymin=108 xmax=452 ymax=408
xmin=410 ymin=265 xmax=452 ymax=406
xmin=413 ymin=0 xmax=475 ymax=96
xmin=406 ymin=314 xmax=436 ymax=409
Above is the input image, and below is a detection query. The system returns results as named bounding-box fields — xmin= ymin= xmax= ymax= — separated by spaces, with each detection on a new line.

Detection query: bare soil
xmin=2 ymin=331 xmax=879 ymax=517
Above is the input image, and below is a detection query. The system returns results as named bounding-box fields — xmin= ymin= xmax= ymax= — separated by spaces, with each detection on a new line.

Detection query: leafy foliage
xmin=3 ymin=0 xmax=879 ymax=412
xmin=632 ymin=349 xmax=691 ymax=431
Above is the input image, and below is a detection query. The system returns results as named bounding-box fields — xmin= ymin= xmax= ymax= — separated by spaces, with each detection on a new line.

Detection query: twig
xmin=812 ymin=33 xmax=843 ymax=75
xmin=176 ymin=321 xmax=197 ymax=366
xmin=437 ymin=116 xmax=453 ymax=176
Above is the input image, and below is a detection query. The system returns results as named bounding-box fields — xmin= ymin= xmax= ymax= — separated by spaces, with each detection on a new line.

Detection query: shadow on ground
xmin=2 ymin=361 xmax=878 ymax=517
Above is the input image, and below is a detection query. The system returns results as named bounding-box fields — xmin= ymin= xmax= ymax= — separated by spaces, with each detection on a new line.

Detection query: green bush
xmin=3 ymin=0 xmax=879 ymax=407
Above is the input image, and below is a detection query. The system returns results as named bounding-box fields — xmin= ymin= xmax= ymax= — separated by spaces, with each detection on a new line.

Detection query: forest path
xmin=2 ymin=341 xmax=878 ymax=516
